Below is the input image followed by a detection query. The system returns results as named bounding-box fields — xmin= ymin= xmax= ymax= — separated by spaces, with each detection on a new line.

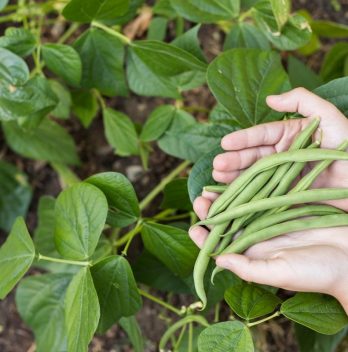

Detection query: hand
xmin=189 ymin=88 xmax=348 ymax=314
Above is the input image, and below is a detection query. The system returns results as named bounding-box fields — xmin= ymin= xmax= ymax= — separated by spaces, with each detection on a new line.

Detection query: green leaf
xmin=224 ymin=282 xmax=281 ymax=320
xmin=187 ymin=147 xmax=223 ymax=202
xmin=42 ymin=44 xmax=82 ymax=86
xmin=65 ymin=268 xmax=100 ymax=352
xmin=281 ymin=293 xmax=348 ymax=335
xmin=320 ymin=43 xmax=348 ymax=82
xmin=311 ymin=20 xmax=348 ymax=38
xmin=209 ymin=103 xmax=242 ymax=127
xmin=0 ymin=27 xmax=36 ymax=57
xmin=288 ymin=56 xmax=322 ymax=90
xmin=207 ymin=48 xmax=291 ymax=128
xmin=3 ymin=118 xmax=79 ymax=165
xmin=119 ymin=316 xmax=145 ymax=352
xmin=159 ymin=121 xmax=233 ymax=162
xmin=171 ymin=0 xmax=240 ymax=23
xmin=223 ymin=23 xmax=270 ymax=51
xmin=140 ymin=105 xmax=176 ymax=142
xmin=63 ymin=0 xmax=130 ymax=23
xmin=71 ymin=89 xmax=99 ymax=128
xmin=314 ymin=77 xmax=348 ymax=116
xmin=198 ymin=321 xmax=254 ymax=352
xmin=127 ymin=40 xmax=207 ymax=98
xmin=172 ymin=25 xmax=207 ymax=63
xmin=0 ymin=47 xmax=29 ymax=85
xmin=85 ymin=172 xmax=140 ymax=228
xmin=0 ymin=0 xmax=8 ymax=11
xmin=253 ymin=3 xmax=311 ymax=50
xmin=0 ymin=161 xmax=32 ymax=232
xmin=91 ymin=255 xmax=142 ymax=332
xmin=153 ymin=0 xmax=176 ymax=19
xmin=104 ymin=0 xmax=143 ymax=25
xmin=141 ymin=222 xmax=198 ymax=278
xmin=49 ymin=80 xmax=72 ymax=119
xmin=161 ymin=178 xmax=192 ymax=211
xmin=270 ymin=0 xmax=290 ymax=30
xmin=147 ymin=16 xmax=168 ymax=41
xmin=0 ymin=217 xmax=35 ymax=299
xmin=103 ymin=108 xmax=139 ymax=156
xmin=74 ymin=28 xmax=127 ymax=97
xmin=178 ymin=326 xmax=204 ymax=352
xmin=0 ymin=76 xmax=58 ymax=121
xmin=15 ymin=273 xmax=72 ymax=352
xmin=54 ymin=183 xmax=108 ymax=260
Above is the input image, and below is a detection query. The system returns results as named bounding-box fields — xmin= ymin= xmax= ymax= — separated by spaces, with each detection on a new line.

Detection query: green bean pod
xmin=198 ymin=188 xmax=348 ymax=226
xmin=203 ymin=185 xmax=228 ymax=193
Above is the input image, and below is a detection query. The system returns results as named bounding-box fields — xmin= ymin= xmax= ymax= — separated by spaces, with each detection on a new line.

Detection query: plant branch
xmin=91 ymin=21 xmax=131 ymax=45
xmin=58 ymin=22 xmax=80 ymax=44
xmin=37 ymin=253 xmax=91 ymax=267
xmin=121 ymin=220 xmax=143 ymax=256
xmin=247 ymin=311 xmax=281 ymax=327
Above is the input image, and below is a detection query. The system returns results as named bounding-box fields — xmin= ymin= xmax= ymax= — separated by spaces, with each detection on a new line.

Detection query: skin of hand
xmin=189 ymin=88 xmax=348 ymax=314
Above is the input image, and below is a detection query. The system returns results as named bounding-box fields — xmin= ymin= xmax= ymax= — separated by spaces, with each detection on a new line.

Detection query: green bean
xmin=203 ymin=185 xmax=228 ymax=193
xmin=208 ymin=118 xmax=321 ymax=218
xmin=197 ymin=188 xmax=348 ymax=226
xmin=211 ymin=214 xmax=348 ymax=281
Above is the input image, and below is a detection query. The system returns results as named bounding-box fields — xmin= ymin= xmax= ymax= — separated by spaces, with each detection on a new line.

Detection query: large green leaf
xmin=224 ymin=282 xmax=281 ymax=320
xmin=127 ymin=40 xmax=207 ymax=98
xmin=224 ymin=23 xmax=270 ymax=51
xmin=0 ymin=76 xmax=58 ymax=121
xmin=119 ymin=316 xmax=145 ymax=352
xmin=85 ymin=172 xmax=140 ymax=228
xmin=207 ymin=48 xmax=291 ymax=128
xmin=159 ymin=121 xmax=233 ymax=162
xmin=252 ymin=2 xmax=311 ymax=50
xmin=74 ymin=28 xmax=127 ymax=97
xmin=49 ymin=80 xmax=72 ymax=119
xmin=91 ymin=255 xmax=142 ymax=332
xmin=63 ymin=0 xmax=130 ymax=23
xmin=0 ymin=0 xmax=8 ymax=11
xmin=270 ymin=0 xmax=290 ymax=30
xmin=209 ymin=104 xmax=242 ymax=127
xmin=103 ymin=108 xmax=139 ymax=156
xmin=161 ymin=178 xmax=192 ymax=211
xmin=0 ymin=27 xmax=36 ymax=57
xmin=141 ymin=222 xmax=198 ymax=278
xmin=311 ymin=20 xmax=348 ymax=38
xmin=198 ymin=321 xmax=254 ymax=352
xmin=65 ymin=268 xmax=100 ymax=352
xmin=0 ymin=161 xmax=32 ymax=232
xmin=0 ymin=217 xmax=35 ymax=299
xmin=71 ymin=89 xmax=99 ymax=128
xmin=320 ymin=43 xmax=348 ymax=82
xmin=314 ymin=77 xmax=348 ymax=116
xmin=3 ymin=118 xmax=79 ymax=165
xmin=0 ymin=47 xmax=29 ymax=85
xmin=171 ymin=0 xmax=240 ymax=23
xmin=54 ymin=183 xmax=108 ymax=260
xmin=15 ymin=273 xmax=72 ymax=352
xmin=42 ymin=44 xmax=82 ymax=86
xmin=187 ymin=146 xmax=223 ymax=202
xmin=281 ymin=293 xmax=348 ymax=335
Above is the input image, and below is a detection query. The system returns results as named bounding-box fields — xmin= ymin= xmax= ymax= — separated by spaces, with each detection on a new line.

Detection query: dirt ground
xmin=0 ymin=0 xmax=348 ymax=351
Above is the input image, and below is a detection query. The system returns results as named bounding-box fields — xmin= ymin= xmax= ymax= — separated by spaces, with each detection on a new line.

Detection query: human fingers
xmin=193 ymin=196 xmax=211 ymax=221
xmin=212 ymin=170 xmax=242 ymax=184
xmin=202 ymin=190 xmax=219 ymax=202
xmin=189 ymin=225 xmax=209 ymax=248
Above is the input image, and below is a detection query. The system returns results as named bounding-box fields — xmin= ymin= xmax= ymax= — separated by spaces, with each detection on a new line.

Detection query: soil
xmin=0 ymin=0 xmax=348 ymax=351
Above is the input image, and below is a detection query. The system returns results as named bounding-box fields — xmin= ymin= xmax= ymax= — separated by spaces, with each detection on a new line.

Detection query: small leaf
xmin=281 ymin=293 xmax=348 ymax=335
xmin=187 ymin=146 xmax=223 ymax=202
xmin=141 ymin=222 xmax=198 ymax=278
xmin=140 ymin=105 xmax=176 ymax=142
xmin=63 ymin=0 xmax=130 ymax=23
xmin=42 ymin=43 xmax=82 ymax=86
xmin=85 ymin=172 xmax=140 ymax=228
xmin=74 ymin=28 xmax=127 ymax=97
xmin=0 ymin=47 xmax=29 ymax=85
xmin=270 ymin=0 xmax=291 ymax=30
xmin=65 ymin=268 xmax=100 ymax=352
xmin=224 ymin=282 xmax=281 ymax=320
xmin=54 ymin=183 xmax=108 ymax=260
xmin=15 ymin=273 xmax=72 ymax=352
xmin=103 ymin=108 xmax=139 ymax=156
xmin=3 ymin=118 xmax=80 ymax=165
xmin=207 ymin=48 xmax=291 ymax=128
xmin=161 ymin=178 xmax=192 ymax=211
xmin=0 ymin=217 xmax=35 ymax=299
xmin=49 ymin=80 xmax=72 ymax=119
xmin=91 ymin=255 xmax=142 ymax=332
xmin=320 ymin=42 xmax=348 ymax=82
xmin=127 ymin=40 xmax=207 ymax=98
xmin=311 ymin=20 xmax=348 ymax=38
xmin=147 ymin=16 xmax=168 ymax=41
xmin=0 ymin=161 xmax=32 ymax=232
xmin=119 ymin=316 xmax=145 ymax=352
xmin=198 ymin=321 xmax=254 ymax=352
xmin=0 ymin=27 xmax=36 ymax=57
xmin=71 ymin=89 xmax=99 ymax=128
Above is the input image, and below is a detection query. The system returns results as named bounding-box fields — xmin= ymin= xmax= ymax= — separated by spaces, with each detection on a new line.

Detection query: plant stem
xmin=175 ymin=16 xmax=184 ymax=37
xmin=37 ymin=253 xmax=91 ymax=267
xmin=58 ymin=22 xmax=80 ymax=44
xmin=188 ymin=322 xmax=193 ymax=352
xmin=247 ymin=311 xmax=281 ymax=327
xmin=239 ymin=8 xmax=253 ymax=22
xmin=174 ymin=324 xmax=187 ymax=350
xmin=94 ymin=89 xmax=106 ymax=110
xmin=91 ymin=21 xmax=131 ymax=45
xmin=139 ymin=160 xmax=191 ymax=211
xmin=121 ymin=220 xmax=143 ymax=256
xmin=138 ymin=288 xmax=183 ymax=316
xmin=183 ymin=105 xmax=210 ymax=114
xmin=115 ymin=221 xmax=143 ymax=248
xmin=214 ymin=302 xmax=220 ymax=323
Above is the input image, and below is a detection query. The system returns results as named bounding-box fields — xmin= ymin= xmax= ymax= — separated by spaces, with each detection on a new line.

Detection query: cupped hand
xmin=189 ymin=88 xmax=348 ymax=314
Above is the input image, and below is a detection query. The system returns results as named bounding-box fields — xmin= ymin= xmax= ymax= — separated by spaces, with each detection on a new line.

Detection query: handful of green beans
xmin=193 ymin=118 xmax=348 ymax=309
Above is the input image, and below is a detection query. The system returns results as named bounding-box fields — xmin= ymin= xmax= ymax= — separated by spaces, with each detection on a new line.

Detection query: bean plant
xmin=1 ymin=0 xmax=348 ymax=351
